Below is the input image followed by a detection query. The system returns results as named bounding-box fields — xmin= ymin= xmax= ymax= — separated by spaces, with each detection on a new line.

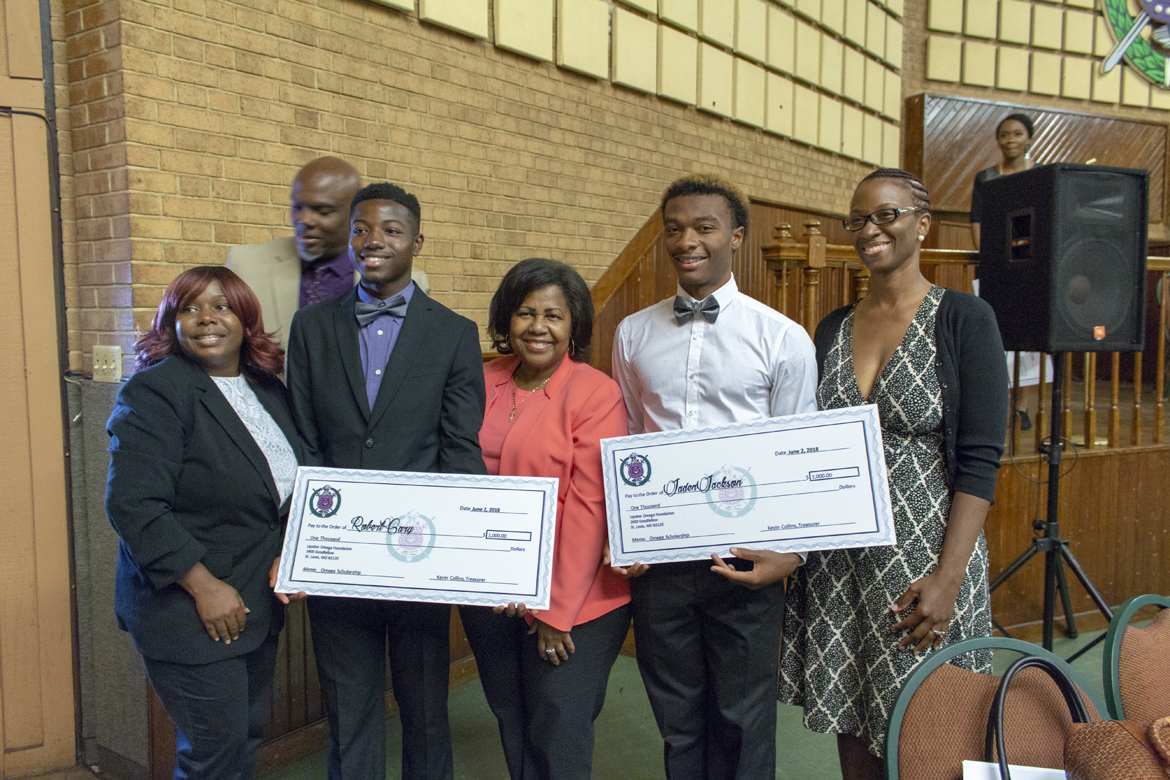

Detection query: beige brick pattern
xmin=55 ymin=0 xmax=871 ymax=371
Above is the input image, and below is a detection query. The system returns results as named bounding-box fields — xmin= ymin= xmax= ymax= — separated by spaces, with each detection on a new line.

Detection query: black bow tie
xmin=355 ymin=294 xmax=407 ymax=327
xmin=673 ymin=295 xmax=720 ymax=325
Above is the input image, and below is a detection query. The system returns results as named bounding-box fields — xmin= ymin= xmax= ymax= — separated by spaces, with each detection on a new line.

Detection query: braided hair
xmin=858 ymin=168 xmax=931 ymax=210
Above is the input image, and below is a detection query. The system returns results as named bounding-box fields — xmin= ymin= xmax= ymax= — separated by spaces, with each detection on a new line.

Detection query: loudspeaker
xmin=978 ymin=163 xmax=1148 ymax=353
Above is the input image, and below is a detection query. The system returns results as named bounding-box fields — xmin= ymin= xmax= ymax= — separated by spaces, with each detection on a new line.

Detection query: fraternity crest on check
xmin=620 ymin=452 xmax=652 ymax=487
xmin=386 ymin=511 xmax=437 ymax=563
xmin=705 ymin=465 xmax=757 ymax=518
xmin=309 ymin=484 xmax=341 ymax=518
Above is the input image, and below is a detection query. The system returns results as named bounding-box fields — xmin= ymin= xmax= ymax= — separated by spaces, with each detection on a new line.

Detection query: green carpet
xmin=265 ymin=629 xmax=1110 ymax=780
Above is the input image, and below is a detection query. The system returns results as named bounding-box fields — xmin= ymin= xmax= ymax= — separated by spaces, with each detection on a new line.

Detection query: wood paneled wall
xmin=0 ymin=0 xmax=77 ymax=774
xmin=903 ymin=94 xmax=1169 ymax=224
xmin=986 ymin=447 xmax=1170 ymax=629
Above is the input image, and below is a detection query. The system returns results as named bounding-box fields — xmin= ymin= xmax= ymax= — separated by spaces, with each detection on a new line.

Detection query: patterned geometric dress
xmin=778 ymin=286 xmax=993 ymax=757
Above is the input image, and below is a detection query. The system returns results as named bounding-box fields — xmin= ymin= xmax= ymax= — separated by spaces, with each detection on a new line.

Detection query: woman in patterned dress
xmin=778 ymin=169 xmax=1009 ymax=779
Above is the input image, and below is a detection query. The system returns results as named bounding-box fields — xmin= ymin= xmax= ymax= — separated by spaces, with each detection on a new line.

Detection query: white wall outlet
xmin=93 ymin=345 xmax=123 ymax=383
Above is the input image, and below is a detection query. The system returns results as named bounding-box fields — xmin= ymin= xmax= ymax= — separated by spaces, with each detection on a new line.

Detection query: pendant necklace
xmin=511 ymin=374 xmax=551 ymax=421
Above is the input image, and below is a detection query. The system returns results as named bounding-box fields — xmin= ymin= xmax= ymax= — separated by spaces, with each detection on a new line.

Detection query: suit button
xmin=365 ymin=438 xmax=375 ymax=448
xmin=269 ymin=522 xmax=279 ymax=530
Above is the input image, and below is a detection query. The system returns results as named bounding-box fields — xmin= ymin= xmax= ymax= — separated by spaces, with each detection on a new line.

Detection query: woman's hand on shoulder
xmin=268 ymin=556 xmax=307 ymax=605
xmin=178 ymin=562 xmax=249 ymax=644
xmin=890 ymin=571 xmax=963 ymax=655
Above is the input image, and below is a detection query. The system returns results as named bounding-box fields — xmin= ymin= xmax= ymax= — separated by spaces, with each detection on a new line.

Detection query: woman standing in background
xmin=969 ymin=112 xmax=1036 ymax=249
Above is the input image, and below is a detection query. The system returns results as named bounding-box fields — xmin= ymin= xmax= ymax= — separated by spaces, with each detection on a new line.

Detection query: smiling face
xmin=350 ymin=198 xmax=424 ymax=300
xmin=662 ymin=193 xmax=745 ymax=301
xmin=849 ymin=178 xmax=931 ymax=276
xmin=175 ymin=280 xmax=244 ymax=377
xmin=509 ymin=284 xmax=572 ymax=379
xmin=996 ymin=119 xmax=1032 ymax=164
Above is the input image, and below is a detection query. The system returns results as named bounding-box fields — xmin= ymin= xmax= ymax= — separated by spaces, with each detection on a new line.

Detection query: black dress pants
xmin=630 ymin=560 xmax=785 ymax=780
xmin=460 ymin=604 xmax=632 ymax=780
xmin=141 ymin=632 xmax=280 ymax=780
xmin=308 ymin=596 xmax=454 ymax=780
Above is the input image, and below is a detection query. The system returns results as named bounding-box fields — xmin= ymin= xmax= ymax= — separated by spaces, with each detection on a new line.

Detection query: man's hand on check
xmin=604 ymin=539 xmax=649 ymax=579
xmin=710 ymin=548 xmax=799 ymax=590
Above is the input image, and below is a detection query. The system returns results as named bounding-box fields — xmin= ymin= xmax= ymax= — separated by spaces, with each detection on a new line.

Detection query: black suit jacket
xmin=285 ymin=286 xmax=486 ymax=476
xmin=105 ymin=355 xmax=306 ymax=664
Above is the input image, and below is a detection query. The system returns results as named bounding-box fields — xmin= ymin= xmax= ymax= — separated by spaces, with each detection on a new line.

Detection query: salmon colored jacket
xmin=483 ymin=355 xmax=631 ymax=632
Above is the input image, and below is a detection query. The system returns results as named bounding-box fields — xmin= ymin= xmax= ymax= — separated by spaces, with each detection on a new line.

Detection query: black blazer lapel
xmin=368 ymin=289 xmax=432 ymax=429
xmin=195 ymin=372 xmax=282 ymax=508
xmin=331 ymin=289 xmax=371 ymax=422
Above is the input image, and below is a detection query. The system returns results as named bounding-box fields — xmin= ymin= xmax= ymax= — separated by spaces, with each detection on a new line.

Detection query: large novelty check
xmin=273 ymin=467 xmax=559 ymax=608
xmin=601 ymin=405 xmax=895 ymax=565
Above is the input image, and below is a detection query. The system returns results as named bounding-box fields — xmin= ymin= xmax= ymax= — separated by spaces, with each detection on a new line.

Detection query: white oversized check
xmin=601 ymin=405 xmax=895 ymax=565
xmin=274 ymin=467 xmax=559 ymax=608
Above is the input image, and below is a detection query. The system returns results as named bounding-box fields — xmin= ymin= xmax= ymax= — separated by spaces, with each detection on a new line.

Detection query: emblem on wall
xmin=1102 ymin=0 xmax=1170 ymax=86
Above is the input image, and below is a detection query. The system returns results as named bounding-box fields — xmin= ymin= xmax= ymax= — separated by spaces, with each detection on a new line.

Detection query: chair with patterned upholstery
xmin=885 ymin=636 xmax=1106 ymax=780
xmin=1102 ymin=594 xmax=1170 ymax=726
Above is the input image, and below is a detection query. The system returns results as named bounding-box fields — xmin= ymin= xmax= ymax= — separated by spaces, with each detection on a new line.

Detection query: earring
xmin=569 ymin=338 xmax=576 ymax=357
xmin=917 ymin=235 xmax=925 ymax=242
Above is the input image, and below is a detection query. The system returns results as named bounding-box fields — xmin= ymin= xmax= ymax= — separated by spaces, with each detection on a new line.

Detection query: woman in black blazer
xmin=106 ymin=266 xmax=305 ymax=780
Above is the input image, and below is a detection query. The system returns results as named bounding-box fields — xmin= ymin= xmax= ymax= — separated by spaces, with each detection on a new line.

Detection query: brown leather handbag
xmin=1064 ymin=719 xmax=1169 ymax=780
xmin=984 ymin=655 xmax=1094 ymax=780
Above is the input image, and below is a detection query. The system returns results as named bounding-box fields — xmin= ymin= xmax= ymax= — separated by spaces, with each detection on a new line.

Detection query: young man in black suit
xmin=285 ymin=182 xmax=486 ymax=780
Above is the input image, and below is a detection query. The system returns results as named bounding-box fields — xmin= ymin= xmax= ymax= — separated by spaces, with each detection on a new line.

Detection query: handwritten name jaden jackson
xmin=350 ymin=516 xmax=417 ymax=534
xmin=662 ymin=474 xmax=743 ymax=497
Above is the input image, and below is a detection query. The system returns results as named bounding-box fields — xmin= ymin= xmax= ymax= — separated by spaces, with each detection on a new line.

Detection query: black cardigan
xmin=813 ymin=289 xmax=1008 ymax=503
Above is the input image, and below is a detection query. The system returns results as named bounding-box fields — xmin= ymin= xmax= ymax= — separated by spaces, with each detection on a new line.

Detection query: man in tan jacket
xmin=227 ymin=156 xmax=429 ymax=346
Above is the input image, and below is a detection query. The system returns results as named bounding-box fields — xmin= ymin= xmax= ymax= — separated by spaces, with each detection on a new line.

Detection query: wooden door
xmin=0 ymin=0 xmax=78 ymax=774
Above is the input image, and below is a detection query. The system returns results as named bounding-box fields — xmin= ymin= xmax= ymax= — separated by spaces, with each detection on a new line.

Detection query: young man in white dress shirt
xmin=611 ymin=174 xmax=818 ymax=779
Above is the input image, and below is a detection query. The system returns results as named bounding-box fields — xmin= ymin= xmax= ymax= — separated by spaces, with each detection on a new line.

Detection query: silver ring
xmin=931 ymin=629 xmax=946 ymax=637
xmin=545 ymin=648 xmax=555 ymax=655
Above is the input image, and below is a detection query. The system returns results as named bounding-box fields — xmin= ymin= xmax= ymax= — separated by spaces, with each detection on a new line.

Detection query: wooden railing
xmin=761 ymin=220 xmax=1170 ymax=456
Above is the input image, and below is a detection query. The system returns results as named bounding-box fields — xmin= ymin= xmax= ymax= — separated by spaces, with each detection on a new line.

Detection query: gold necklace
xmin=510 ymin=375 xmax=551 ymax=421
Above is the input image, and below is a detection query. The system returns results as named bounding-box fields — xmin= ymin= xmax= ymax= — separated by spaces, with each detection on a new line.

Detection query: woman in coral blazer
xmin=460 ymin=258 xmax=630 ymax=780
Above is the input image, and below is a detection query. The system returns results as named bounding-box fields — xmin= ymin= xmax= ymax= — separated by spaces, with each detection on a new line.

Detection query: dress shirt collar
xmin=675 ymin=274 xmax=739 ymax=312
xmin=355 ymin=280 xmax=415 ymax=312
xmin=301 ymin=250 xmax=352 ymax=279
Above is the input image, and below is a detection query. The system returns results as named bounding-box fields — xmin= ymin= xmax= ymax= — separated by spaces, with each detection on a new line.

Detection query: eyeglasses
xmin=842 ymin=207 xmax=926 ymax=232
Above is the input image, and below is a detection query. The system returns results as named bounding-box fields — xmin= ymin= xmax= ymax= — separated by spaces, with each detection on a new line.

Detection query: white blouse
xmin=211 ymin=375 xmax=298 ymax=506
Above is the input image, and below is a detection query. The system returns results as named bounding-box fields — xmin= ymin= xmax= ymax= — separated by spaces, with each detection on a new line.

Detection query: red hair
xmin=134 ymin=266 xmax=285 ymax=377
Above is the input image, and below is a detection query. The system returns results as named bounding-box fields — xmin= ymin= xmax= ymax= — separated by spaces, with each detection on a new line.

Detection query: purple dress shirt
xmin=356 ymin=282 xmax=415 ymax=411
xmin=300 ymin=252 xmax=354 ymax=308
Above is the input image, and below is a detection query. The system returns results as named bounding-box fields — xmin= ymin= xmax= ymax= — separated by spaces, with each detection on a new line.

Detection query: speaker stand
xmin=988 ymin=353 xmax=1114 ymax=659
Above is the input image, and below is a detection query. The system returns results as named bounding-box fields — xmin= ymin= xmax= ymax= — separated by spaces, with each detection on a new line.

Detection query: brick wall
xmin=55 ymin=0 xmax=876 ymax=374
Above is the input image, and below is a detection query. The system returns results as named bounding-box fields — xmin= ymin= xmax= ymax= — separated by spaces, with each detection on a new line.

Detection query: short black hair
xmin=488 ymin=258 xmax=594 ymax=364
xmin=858 ymin=168 xmax=931 ymax=210
xmin=350 ymin=182 xmax=422 ymax=233
xmin=997 ymin=113 xmax=1035 ymax=138
xmin=660 ymin=174 xmax=750 ymax=232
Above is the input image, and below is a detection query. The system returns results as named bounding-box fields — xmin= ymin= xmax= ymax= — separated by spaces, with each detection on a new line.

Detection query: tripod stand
xmin=988 ymin=353 xmax=1113 ymax=657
